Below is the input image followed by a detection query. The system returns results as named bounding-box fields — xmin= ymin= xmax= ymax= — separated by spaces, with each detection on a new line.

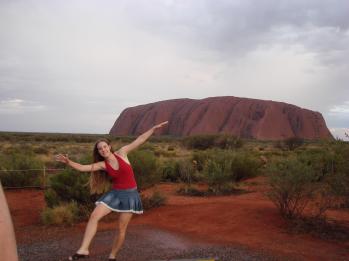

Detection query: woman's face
xmin=96 ymin=141 xmax=112 ymax=158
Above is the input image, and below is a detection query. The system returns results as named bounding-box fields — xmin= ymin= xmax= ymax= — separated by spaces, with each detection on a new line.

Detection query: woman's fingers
xmin=55 ymin=154 xmax=69 ymax=163
xmin=155 ymin=121 xmax=168 ymax=128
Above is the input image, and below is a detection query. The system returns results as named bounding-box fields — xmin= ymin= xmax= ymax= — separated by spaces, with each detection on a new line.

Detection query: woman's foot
xmin=68 ymin=251 xmax=89 ymax=260
xmin=108 ymin=254 xmax=116 ymax=260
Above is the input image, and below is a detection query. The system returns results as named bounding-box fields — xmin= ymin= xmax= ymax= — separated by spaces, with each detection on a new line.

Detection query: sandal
xmin=108 ymin=258 xmax=116 ymax=261
xmin=69 ymin=253 xmax=89 ymax=260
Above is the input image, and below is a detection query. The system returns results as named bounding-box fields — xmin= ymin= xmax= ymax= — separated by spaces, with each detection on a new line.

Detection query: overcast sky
xmin=0 ymin=0 xmax=348 ymax=139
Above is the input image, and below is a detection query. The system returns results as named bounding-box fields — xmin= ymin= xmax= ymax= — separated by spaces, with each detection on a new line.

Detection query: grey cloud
xmin=1 ymin=0 xmax=349 ymax=133
xmin=122 ymin=0 xmax=349 ymax=61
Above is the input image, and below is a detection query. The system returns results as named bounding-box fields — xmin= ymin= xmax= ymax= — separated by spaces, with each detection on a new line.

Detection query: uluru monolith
xmin=109 ymin=96 xmax=332 ymax=140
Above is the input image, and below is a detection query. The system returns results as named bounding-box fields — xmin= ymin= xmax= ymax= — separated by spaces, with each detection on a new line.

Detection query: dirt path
xmin=17 ymin=224 xmax=284 ymax=261
xmin=5 ymin=177 xmax=349 ymax=261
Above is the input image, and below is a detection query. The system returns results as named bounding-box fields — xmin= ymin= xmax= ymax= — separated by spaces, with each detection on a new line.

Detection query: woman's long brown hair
xmin=89 ymin=138 xmax=113 ymax=194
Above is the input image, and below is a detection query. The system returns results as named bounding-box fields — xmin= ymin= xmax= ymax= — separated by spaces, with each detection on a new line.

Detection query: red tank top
xmin=104 ymin=153 xmax=137 ymax=189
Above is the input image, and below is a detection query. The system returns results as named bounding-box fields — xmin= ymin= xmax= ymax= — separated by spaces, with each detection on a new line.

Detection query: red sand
xmin=5 ymin=177 xmax=349 ymax=261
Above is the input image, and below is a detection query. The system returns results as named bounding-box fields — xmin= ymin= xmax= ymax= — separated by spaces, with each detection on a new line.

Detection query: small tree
xmin=45 ymin=168 xmax=93 ymax=208
xmin=204 ymin=159 xmax=233 ymax=194
xmin=267 ymin=157 xmax=317 ymax=219
xmin=284 ymin=137 xmax=304 ymax=151
xmin=128 ymin=149 xmax=159 ymax=190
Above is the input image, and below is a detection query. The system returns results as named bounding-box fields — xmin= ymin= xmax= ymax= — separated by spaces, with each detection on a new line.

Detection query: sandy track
xmin=6 ymin=177 xmax=349 ymax=261
xmin=17 ymin=224 xmax=282 ymax=261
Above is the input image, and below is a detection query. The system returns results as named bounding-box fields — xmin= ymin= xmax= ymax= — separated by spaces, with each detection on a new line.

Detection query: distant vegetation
xmin=1 ymin=131 xmax=347 ymax=234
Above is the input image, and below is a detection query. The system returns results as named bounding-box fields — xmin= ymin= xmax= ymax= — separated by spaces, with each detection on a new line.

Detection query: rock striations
xmin=109 ymin=96 xmax=333 ymax=140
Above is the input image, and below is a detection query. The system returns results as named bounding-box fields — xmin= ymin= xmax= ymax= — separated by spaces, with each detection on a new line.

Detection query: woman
xmin=55 ymin=121 xmax=168 ymax=260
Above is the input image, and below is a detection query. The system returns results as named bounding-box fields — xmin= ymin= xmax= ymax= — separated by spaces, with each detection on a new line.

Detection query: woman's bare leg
xmin=109 ymin=212 xmax=133 ymax=259
xmin=71 ymin=204 xmax=111 ymax=259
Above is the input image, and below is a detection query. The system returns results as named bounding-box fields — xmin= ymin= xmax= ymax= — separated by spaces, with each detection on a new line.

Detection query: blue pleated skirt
xmin=95 ymin=188 xmax=143 ymax=214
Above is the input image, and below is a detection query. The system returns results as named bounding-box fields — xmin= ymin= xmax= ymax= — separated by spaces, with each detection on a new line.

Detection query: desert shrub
xmin=284 ymin=137 xmax=304 ymax=151
xmin=183 ymin=134 xmax=217 ymax=150
xmin=45 ymin=168 xmax=94 ymax=207
xmin=177 ymin=185 xmax=206 ymax=196
xmin=183 ymin=134 xmax=244 ymax=150
xmin=128 ymin=150 xmax=159 ymax=190
xmin=160 ymin=159 xmax=180 ymax=182
xmin=44 ymin=189 xmax=60 ymax=208
xmin=41 ymin=201 xmax=79 ymax=225
xmin=286 ymin=216 xmax=349 ymax=241
xmin=267 ymin=139 xmax=349 ymax=222
xmin=274 ymin=140 xmax=285 ymax=150
xmin=230 ymin=152 xmax=261 ymax=181
xmin=160 ymin=159 xmax=198 ymax=183
xmin=44 ymin=167 xmax=100 ymax=220
xmin=154 ymin=148 xmax=177 ymax=157
xmin=33 ymin=145 xmax=50 ymax=154
xmin=192 ymin=150 xmax=212 ymax=171
xmin=167 ymin=145 xmax=175 ymax=151
xmin=203 ymin=157 xmax=234 ymax=194
xmin=194 ymin=149 xmax=261 ymax=182
xmin=267 ymin=157 xmax=318 ymax=219
xmin=215 ymin=134 xmax=244 ymax=149
xmin=206 ymin=182 xmax=245 ymax=196
xmin=176 ymin=159 xmax=197 ymax=185
xmin=297 ymin=141 xmax=349 ymax=208
xmin=141 ymin=191 xmax=167 ymax=210
xmin=0 ymin=150 xmax=43 ymax=187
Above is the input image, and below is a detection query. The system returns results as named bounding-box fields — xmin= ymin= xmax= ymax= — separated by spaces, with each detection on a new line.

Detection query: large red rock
xmin=109 ymin=96 xmax=333 ymax=140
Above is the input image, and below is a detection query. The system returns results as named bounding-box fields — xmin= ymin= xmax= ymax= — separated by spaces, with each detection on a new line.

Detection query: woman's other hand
xmin=55 ymin=154 xmax=70 ymax=164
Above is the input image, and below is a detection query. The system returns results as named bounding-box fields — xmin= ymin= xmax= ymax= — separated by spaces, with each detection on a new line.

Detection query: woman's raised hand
xmin=55 ymin=154 xmax=70 ymax=164
xmin=153 ymin=121 xmax=168 ymax=130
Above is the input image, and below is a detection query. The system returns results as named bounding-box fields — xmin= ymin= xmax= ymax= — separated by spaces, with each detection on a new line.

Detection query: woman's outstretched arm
xmin=55 ymin=154 xmax=105 ymax=172
xmin=118 ymin=121 xmax=168 ymax=155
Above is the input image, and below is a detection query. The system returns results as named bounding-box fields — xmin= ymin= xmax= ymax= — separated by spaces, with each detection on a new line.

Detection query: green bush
xmin=44 ymin=189 xmax=60 ymax=208
xmin=192 ymin=150 xmax=212 ymax=171
xmin=154 ymin=148 xmax=177 ymax=157
xmin=267 ymin=157 xmax=317 ymax=219
xmin=176 ymin=159 xmax=197 ymax=185
xmin=215 ymin=134 xmax=244 ymax=149
xmin=141 ymin=191 xmax=167 ymax=210
xmin=267 ymin=139 xmax=349 ymax=224
xmin=128 ymin=150 xmax=159 ymax=190
xmin=194 ymin=149 xmax=261 ymax=182
xmin=206 ymin=182 xmax=244 ymax=196
xmin=183 ymin=134 xmax=217 ymax=150
xmin=41 ymin=201 xmax=79 ymax=225
xmin=284 ymin=137 xmax=304 ymax=151
xmin=296 ymin=141 xmax=349 ymax=208
xmin=45 ymin=168 xmax=93 ymax=207
xmin=0 ymin=150 xmax=43 ymax=187
xmin=160 ymin=159 xmax=180 ymax=182
xmin=183 ymin=134 xmax=243 ymax=150
xmin=230 ymin=152 xmax=261 ymax=181
xmin=177 ymin=185 xmax=206 ymax=196
xmin=167 ymin=145 xmax=175 ymax=151
xmin=160 ymin=158 xmax=198 ymax=183
xmin=204 ymin=158 xmax=234 ymax=194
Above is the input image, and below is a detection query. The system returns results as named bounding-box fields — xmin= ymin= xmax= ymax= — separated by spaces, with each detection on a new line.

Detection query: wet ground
xmin=7 ymin=179 xmax=349 ymax=261
xmin=17 ymin=224 xmax=285 ymax=261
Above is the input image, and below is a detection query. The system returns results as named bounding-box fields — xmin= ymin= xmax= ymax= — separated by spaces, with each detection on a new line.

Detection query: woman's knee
xmin=90 ymin=209 xmax=105 ymax=222
xmin=89 ymin=211 xmax=100 ymax=222
xmin=89 ymin=204 xmax=111 ymax=222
